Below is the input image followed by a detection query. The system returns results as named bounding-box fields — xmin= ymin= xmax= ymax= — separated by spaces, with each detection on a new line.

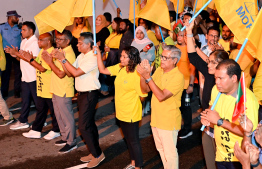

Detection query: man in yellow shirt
xmin=21 ymin=33 xmax=60 ymax=140
xmin=137 ymin=45 xmax=184 ymax=169
xmin=201 ymin=59 xmax=259 ymax=168
xmin=219 ymin=25 xmax=231 ymax=53
xmin=42 ymin=30 xmax=76 ymax=154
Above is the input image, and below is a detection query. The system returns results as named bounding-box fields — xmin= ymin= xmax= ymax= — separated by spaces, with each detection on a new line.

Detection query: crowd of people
xmin=0 ymin=2 xmax=262 ymax=169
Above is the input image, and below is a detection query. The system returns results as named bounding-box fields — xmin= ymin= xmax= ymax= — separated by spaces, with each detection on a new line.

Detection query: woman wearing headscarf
xmin=131 ymin=26 xmax=155 ymax=65
xmin=96 ymin=15 xmax=110 ymax=52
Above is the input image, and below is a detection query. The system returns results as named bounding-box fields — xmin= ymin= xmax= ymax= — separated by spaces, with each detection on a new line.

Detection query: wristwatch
xmin=61 ymin=58 xmax=67 ymax=64
xmin=217 ymin=118 xmax=224 ymax=126
xmin=145 ymin=77 xmax=152 ymax=83
xmin=189 ymin=84 xmax=194 ymax=87
xmin=29 ymin=58 xmax=34 ymax=63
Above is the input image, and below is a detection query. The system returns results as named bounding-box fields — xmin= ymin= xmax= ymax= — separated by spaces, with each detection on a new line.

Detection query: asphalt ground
xmin=0 ymin=71 xmax=206 ymax=169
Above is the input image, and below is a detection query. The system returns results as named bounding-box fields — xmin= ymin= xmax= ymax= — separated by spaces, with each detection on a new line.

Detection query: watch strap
xmin=145 ymin=77 xmax=152 ymax=83
xmin=61 ymin=58 xmax=67 ymax=64
xmin=29 ymin=58 xmax=34 ymax=63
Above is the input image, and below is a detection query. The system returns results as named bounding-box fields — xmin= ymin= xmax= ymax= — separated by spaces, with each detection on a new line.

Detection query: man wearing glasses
xmin=137 ymin=45 xmax=184 ymax=169
xmin=201 ymin=26 xmax=221 ymax=57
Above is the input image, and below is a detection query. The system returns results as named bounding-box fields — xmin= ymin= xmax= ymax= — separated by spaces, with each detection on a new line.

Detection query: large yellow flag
xmin=170 ymin=0 xmax=184 ymax=14
xmin=138 ymin=0 xmax=171 ymax=30
xmin=34 ymin=0 xmax=76 ymax=34
xmin=72 ymin=0 xmax=92 ymax=17
xmin=129 ymin=0 xmax=141 ymax=23
xmin=194 ymin=0 xmax=208 ymax=13
xmin=246 ymin=10 xmax=262 ymax=61
xmin=215 ymin=0 xmax=258 ymax=56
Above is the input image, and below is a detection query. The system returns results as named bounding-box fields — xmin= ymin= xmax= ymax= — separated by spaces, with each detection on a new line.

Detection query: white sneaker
xmin=22 ymin=130 xmax=41 ymax=138
xmin=10 ymin=121 xmax=29 ymax=130
xmin=43 ymin=131 xmax=61 ymax=140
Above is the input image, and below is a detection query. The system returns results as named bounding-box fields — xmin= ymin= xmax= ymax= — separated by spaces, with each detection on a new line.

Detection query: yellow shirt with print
xmin=50 ymin=45 xmax=76 ymax=97
xmin=107 ymin=64 xmax=147 ymax=122
xmin=35 ymin=47 xmax=54 ymax=98
xmin=151 ymin=67 xmax=184 ymax=131
xmin=210 ymin=86 xmax=259 ymax=162
xmin=253 ymin=64 xmax=262 ymax=105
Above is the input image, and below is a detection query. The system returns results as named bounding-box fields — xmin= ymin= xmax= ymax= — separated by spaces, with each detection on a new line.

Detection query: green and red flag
xmin=232 ymin=73 xmax=246 ymax=122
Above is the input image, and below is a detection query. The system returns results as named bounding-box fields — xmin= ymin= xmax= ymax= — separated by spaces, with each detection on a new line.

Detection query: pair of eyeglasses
xmin=55 ymin=38 xmax=67 ymax=41
xmin=206 ymin=59 xmax=218 ymax=65
xmin=160 ymin=55 xmax=175 ymax=61
xmin=208 ymin=34 xmax=219 ymax=39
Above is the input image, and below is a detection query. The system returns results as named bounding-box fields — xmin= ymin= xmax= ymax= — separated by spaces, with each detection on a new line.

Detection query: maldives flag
xmin=232 ymin=74 xmax=246 ymax=122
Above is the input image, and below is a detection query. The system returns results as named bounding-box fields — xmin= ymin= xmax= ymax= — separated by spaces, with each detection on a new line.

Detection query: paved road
xmin=1 ymin=75 xmax=206 ymax=169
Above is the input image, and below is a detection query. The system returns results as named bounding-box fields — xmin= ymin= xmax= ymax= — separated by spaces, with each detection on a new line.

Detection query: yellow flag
xmin=72 ymin=0 xmax=93 ymax=17
xmin=170 ymin=0 xmax=184 ymax=14
xmin=246 ymin=10 xmax=262 ymax=61
xmin=208 ymin=0 xmax=215 ymax=10
xmin=34 ymin=0 xmax=76 ymax=34
xmin=215 ymin=0 xmax=258 ymax=56
xmin=193 ymin=0 xmax=208 ymax=13
xmin=129 ymin=0 xmax=141 ymax=23
xmin=138 ymin=0 xmax=171 ymax=30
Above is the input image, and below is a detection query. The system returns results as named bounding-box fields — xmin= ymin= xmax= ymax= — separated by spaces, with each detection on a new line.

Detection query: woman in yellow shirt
xmin=96 ymin=46 xmax=147 ymax=169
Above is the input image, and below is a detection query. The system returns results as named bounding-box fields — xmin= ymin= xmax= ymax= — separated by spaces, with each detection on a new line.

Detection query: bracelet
xmin=189 ymin=84 xmax=194 ymax=87
xmin=29 ymin=58 xmax=34 ymax=63
xmin=187 ymin=34 xmax=193 ymax=38
xmin=245 ymin=132 xmax=253 ymax=137
xmin=251 ymin=160 xmax=260 ymax=167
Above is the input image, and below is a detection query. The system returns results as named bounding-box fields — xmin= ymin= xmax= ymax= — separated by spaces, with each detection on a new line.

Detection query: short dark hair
xmin=138 ymin=18 xmax=153 ymax=30
xmin=169 ymin=11 xmax=177 ymax=21
xmin=121 ymin=19 xmax=134 ymax=33
xmin=210 ymin=50 xmax=229 ymax=62
xmin=103 ymin=12 xmax=112 ymax=22
xmin=184 ymin=13 xmax=193 ymax=18
xmin=22 ymin=21 xmax=36 ymax=34
xmin=80 ymin=32 xmax=93 ymax=47
xmin=113 ymin=17 xmax=122 ymax=34
xmin=207 ymin=26 xmax=220 ymax=36
xmin=61 ymin=29 xmax=73 ymax=42
xmin=199 ymin=10 xmax=210 ymax=22
xmin=206 ymin=20 xmax=220 ymax=29
xmin=216 ymin=59 xmax=242 ymax=81
xmin=122 ymin=46 xmax=141 ymax=73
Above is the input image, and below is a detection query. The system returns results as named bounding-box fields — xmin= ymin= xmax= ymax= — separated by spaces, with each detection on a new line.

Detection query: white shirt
xmin=73 ymin=50 xmax=100 ymax=92
xmin=20 ymin=35 xmax=40 ymax=82
xmin=198 ymin=34 xmax=207 ymax=48
xmin=201 ymin=44 xmax=212 ymax=57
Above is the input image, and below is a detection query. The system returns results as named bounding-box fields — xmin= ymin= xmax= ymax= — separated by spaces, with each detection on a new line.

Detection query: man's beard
xmin=119 ymin=29 xmax=126 ymax=34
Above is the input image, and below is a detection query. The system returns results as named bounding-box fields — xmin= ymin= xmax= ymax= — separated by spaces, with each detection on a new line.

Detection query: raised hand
xmin=42 ymin=50 xmax=53 ymax=65
xmin=20 ymin=50 xmax=33 ymax=62
xmin=239 ymin=114 xmax=253 ymax=133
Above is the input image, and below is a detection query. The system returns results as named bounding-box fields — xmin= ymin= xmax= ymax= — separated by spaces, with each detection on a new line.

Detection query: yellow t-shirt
xmin=50 ymin=45 xmax=76 ymax=97
xmin=35 ymin=47 xmax=54 ymax=98
xmin=151 ymin=67 xmax=184 ymax=130
xmin=229 ymin=49 xmax=254 ymax=88
xmin=0 ymin=34 xmax=6 ymax=71
xmin=105 ymin=33 xmax=123 ymax=49
xmin=219 ymin=39 xmax=230 ymax=53
xmin=210 ymin=86 xmax=259 ymax=162
xmin=253 ymin=63 xmax=262 ymax=105
xmin=107 ymin=64 xmax=147 ymax=122
xmin=176 ymin=45 xmax=190 ymax=89
xmin=147 ymin=30 xmax=159 ymax=47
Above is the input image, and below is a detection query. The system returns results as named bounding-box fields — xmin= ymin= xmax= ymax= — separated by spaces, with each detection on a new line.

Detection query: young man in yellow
xmin=218 ymin=25 xmax=231 ymax=53
xmin=42 ymin=30 xmax=76 ymax=154
xmin=137 ymin=45 xmax=184 ymax=169
xmin=21 ymin=33 xmax=60 ymax=140
xmin=201 ymin=59 xmax=259 ymax=168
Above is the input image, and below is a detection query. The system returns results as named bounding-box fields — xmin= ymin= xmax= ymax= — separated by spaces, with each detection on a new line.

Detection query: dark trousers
xmin=18 ymin=81 xmax=38 ymax=123
xmin=216 ymin=162 xmax=242 ymax=169
xmin=78 ymin=90 xmax=102 ymax=158
xmin=180 ymin=89 xmax=193 ymax=130
xmin=32 ymin=96 xmax=59 ymax=132
xmin=1 ymin=52 xmax=21 ymax=96
xmin=120 ymin=120 xmax=143 ymax=167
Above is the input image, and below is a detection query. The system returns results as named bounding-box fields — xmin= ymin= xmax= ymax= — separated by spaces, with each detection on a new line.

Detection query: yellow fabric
xmin=208 ymin=0 xmax=215 ymax=9
xmin=193 ymin=0 xmax=209 ymax=13
xmin=229 ymin=49 xmax=254 ymax=88
xmin=246 ymin=10 xmax=262 ymax=61
xmin=129 ymin=0 xmax=141 ymax=24
xmin=72 ymin=26 xmax=88 ymax=39
xmin=210 ymin=86 xmax=259 ymax=162
xmin=34 ymin=0 xmax=76 ymax=34
xmin=170 ymin=0 xmax=184 ymax=13
xmin=215 ymin=0 xmax=258 ymax=57
xmin=147 ymin=30 xmax=159 ymax=47
xmin=176 ymin=45 xmax=190 ymax=89
xmin=219 ymin=39 xmax=230 ymax=53
xmin=154 ymin=36 xmax=175 ymax=69
xmin=138 ymin=0 xmax=171 ymax=30
xmin=50 ymin=45 xmax=75 ymax=97
xmin=107 ymin=25 xmax=113 ymax=34
xmin=151 ymin=67 xmax=184 ymax=130
xmin=35 ymin=47 xmax=54 ymax=98
xmin=253 ymin=64 xmax=262 ymax=105
xmin=105 ymin=33 xmax=123 ymax=49
xmin=107 ymin=64 xmax=147 ymax=122
xmin=0 ymin=34 xmax=6 ymax=71
xmin=71 ymin=0 xmax=92 ymax=17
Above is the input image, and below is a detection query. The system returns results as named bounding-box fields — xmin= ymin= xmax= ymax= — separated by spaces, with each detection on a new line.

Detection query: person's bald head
xmin=38 ymin=33 xmax=53 ymax=50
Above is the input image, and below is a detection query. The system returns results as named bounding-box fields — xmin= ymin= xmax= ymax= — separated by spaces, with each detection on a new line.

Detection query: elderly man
xmin=52 ymin=32 xmax=105 ymax=168
xmin=201 ymin=59 xmax=259 ymax=169
xmin=137 ymin=45 xmax=184 ymax=169
xmin=0 ymin=10 xmax=22 ymax=98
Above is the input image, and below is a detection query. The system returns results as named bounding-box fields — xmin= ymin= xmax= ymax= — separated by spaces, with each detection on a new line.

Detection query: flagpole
xmin=93 ymin=0 xmax=97 ymax=54
xmin=181 ymin=0 xmax=213 ymax=31
xmin=112 ymin=0 xmax=122 ymax=16
xmin=176 ymin=0 xmax=179 ymax=23
xmin=193 ymin=0 xmax=198 ymax=15
xmin=133 ymin=0 xmax=136 ymax=39
xmin=159 ymin=26 xmax=165 ymax=43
